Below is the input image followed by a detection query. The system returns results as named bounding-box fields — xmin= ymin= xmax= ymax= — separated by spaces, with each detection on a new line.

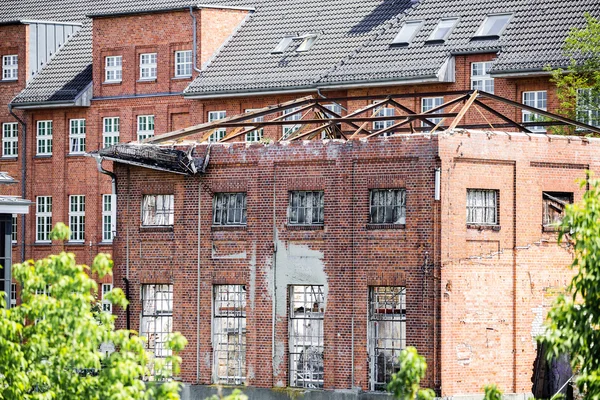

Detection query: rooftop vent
xmin=473 ymin=13 xmax=512 ymax=40
xmin=426 ymin=17 xmax=458 ymax=44
xmin=272 ymin=34 xmax=318 ymax=54
xmin=391 ymin=20 xmax=423 ymax=46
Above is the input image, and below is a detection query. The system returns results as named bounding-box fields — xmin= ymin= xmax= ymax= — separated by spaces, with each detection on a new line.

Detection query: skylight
xmin=272 ymin=36 xmax=294 ymax=54
xmin=296 ymin=34 xmax=318 ymax=52
xmin=427 ymin=18 xmax=459 ymax=43
xmin=392 ymin=20 xmax=423 ymax=46
xmin=474 ymin=14 xmax=512 ymax=38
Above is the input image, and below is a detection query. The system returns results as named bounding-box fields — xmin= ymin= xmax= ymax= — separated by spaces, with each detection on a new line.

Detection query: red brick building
xmin=1 ymin=0 xmax=600 ymax=397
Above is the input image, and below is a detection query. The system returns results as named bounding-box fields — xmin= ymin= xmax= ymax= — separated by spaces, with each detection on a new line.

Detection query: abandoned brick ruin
xmin=1 ymin=0 xmax=600 ymax=398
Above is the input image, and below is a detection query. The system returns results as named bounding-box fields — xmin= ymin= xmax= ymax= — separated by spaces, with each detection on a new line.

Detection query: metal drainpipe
xmin=189 ymin=6 xmax=202 ymax=73
xmin=271 ymin=163 xmax=277 ymax=386
xmin=196 ymin=181 xmax=202 ymax=383
xmin=8 ymin=104 xmax=26 ymax=263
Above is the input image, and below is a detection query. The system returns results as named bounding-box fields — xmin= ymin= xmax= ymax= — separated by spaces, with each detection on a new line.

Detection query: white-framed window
xmin=213 ymin=192 xmax=247 ymax=226
xmin=69 ymin=119 xmax=86 ymax=154
xmin=421 ymin=97 xmax=444 ymax=127
xmin=427 ymin=18 xmax=459 ymax=42
xmin=321 ymin=103 xmax=343 ymax=138
xmin=103 ymin=117 xmax=120 ymax=148
xmin=282 ymin=107 xmax=302 ymax=139
xmin=288 ymin=191 xmax=324 ymax=225
xmin=12 ymin=214 xmax=17 ymax=243
xmin=2 ymin=122 xmax=18 ymax=157
xmin=474 ymin=14 xmax=512 ymax=38
xmin=36 ymin=120 xmax=52 ymax=156
xmin=244 ymin=109 xmax=264 ymax=142
xmin=392 ymin=20 xmax=423 ymax=46
xmin=137 ymin=115 xmax=155 ymax=141
xmin=105 ymin=56 xmax=122 ymax=82
xmin=208 ymin=111 xmax=226 ymax=142
xmin=141 ymin=284 xmax=173 ymax=378
xmin=466 ymin=189 xmax=498 ymax=225
xmin=36 ymin=196 xmax=52 ymax=242
xmin=102 ymin=194 xmax=115 ymax=242
xmin=368 ymin=286 xmax=406 ymax=391
xmin=373 ymin=102 xmax=395 ymax=136
xmin=102 ymin=283 xmax=113 ymax=313
xmin=2 ymin=55 xmax=18 ymax=80
xmin=471 ymin=62 xmax=494 ymax=93
xmin=213 ymin=285 xmax=247 ymax=385
xmin=370 ymin=189 xmax=406 ymax=225
xmin=522 ymin=91 xmax=547 ymax=132
xmin=289 ymin=285 xmax=325 ymax=389
xmin=10 ymin=283 xmax=17 ymax=306
xmin=69 ymin=195 xmax=85 ymax=242
xmin=576 ymin=88 xmax=600 ymax=128
xmin=140 ymin=53 xmax=157 ymax=80
xmin=142 ymin=194 xmax=174 ymax=226
xmin=175 ymin=50 xmax=192 ymax=77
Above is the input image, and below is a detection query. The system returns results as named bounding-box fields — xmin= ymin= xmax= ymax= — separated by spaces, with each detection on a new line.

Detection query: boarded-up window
xmin=542 ymin=192 xmax=572 ymax=228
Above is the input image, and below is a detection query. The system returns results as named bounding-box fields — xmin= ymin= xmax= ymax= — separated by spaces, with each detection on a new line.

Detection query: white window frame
xmin=522 ymin=91 xmax=547 ymax=132
xmin=69 ymin=195 xmax=85 ymax=242
xmin=103 ymin=117 xmax=120 ymax=148
xmin=421 ymin=97 xmax=444 ymax=127
xmin=10 ymin=283 xmax=17 ymax=306
xmin=69 ymin=119 xmax=86 ymax=154
xmin=244 ymin=109 xmax=264 ymax=142
xmin=102 ymin=194 xmax=116 ymax=242
xmin=208 ymin=111 xmax=226 ymax=142
xmin=137 ymin=115 xmax=155 ymax=141
xmin=175 ymin=50 xmax=192 ymax=78
xmin=576 ymin=88 xmax=600 ymax=128
xmin=466 ymin=189 xmax=498 ymax=226
xmin=392 ymin=20 xmax=423 ymax=45
xmin=36 ymin=196 xmax=52 ymax=243
xmin=142 ymin=194 xmax=174 ymax=226
xmin=140 ymin=53 xmax=157 ymax=80
xmin=282 ymin=107 xmax=303 ymax=139
xmin=474 ymin=14 xmax=512 ymax=38
xmin=36 ymin=120 xmax=52 ymax=156
xmin=373 ymin=101 xmax=395 ymax=136
xmin=212 ymin=192 xmax=247 ymax=226
xmin=2 ymin=55 xmax=18 ymax=80
xmin=12 ymin=214 xmax=17 ymax=244
xmin=141 ymin=284 xmax=173 ymax=378
xmin=102 ymin=283 xmax=113 ymax=313
xmin=213 ymin=285 xmax=247 ymax=385
xmin=427 ymin=18 xmax=459 ymax=42
xmin=2 ymin=122 xmax=18 ymax=157
xmin=321 ymin=103 xmax=343 ymax=138
xmin=105 ymin=56 xmax=122 ymax=83
xmin=471 ymin=62 xmax=494 ymax=94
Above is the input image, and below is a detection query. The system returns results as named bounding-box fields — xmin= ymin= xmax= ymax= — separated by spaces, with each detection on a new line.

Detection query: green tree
xmin=387 ymin=347 xmax=435 ymax=400
xmin=549 ymin=13 xmax=600 ymax=134
xmin=483 ymin=384 xmax=503 ymax=400
xmin=0 ymin=223 xmax=187 ymax=399
xmin=540 ymin=178 xmax=600 ymax=399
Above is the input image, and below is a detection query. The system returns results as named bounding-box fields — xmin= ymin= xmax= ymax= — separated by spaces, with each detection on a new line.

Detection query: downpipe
xmin=189 ymin=7 xmax=202 ymax=73
xmin=8 ymin=104 xmax=26 ymax=263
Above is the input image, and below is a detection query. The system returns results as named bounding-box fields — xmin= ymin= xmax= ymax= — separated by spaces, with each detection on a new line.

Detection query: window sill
xmin=67 ymin=153 xmax=86 ymax=157
xmin=33 ymin=155 xmax=52 ymax=159
xmin=99 ymin=241 xmax=114 ymax=245
xmin=66 ymin=241 xmax=85 ymax=245
xmin=103 ymin=81 xmax=122 ymax=85
xmin=366 ymin=223 xmax=406 ymax=230
xmin=172 ymin=75 xmax=192 ymax=80
xmin=542 ymin=226 xmax=559 ymax=233
xmin=286 ymin=224 xmax=324 ymax=231
xmin=467 ymin=224 xmax=501 ymax=231
xmin=211 ymin=225 xmax=247 ymax=232
xmin=34 ymin=241 xmax=52 ymax=246
xmin=140 ymin=225 xmax=173 ymax=232
xmin=137 ymin=79 xmax=157 ymax=83
xmin=1 ymin=156 xmax=18 ymax=161
xmin=0 ymin=79 xmax=18 ymax=83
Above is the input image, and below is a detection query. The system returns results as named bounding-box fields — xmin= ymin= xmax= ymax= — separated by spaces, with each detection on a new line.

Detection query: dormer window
xmin=296 ymin=34 xmax=317 ymax=52
xmin=474 ymin=14 xmax=512 ymax=39
xmin=426 ymin=18 xmax=458 ymax=44
xmin=273 ymin=36 xmax=294 ymax=54
xmin=392 ymin=20 xmax=423 ymax=46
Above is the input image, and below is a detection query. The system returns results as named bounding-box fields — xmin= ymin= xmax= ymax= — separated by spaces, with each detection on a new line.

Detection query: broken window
xmin=213 ymin=285 xmax=246 ymax=385
xmin=288 ymin=191 xmax=324 ymax=225
xmin=369 ymin=286 xmax=406 ymax=391
xmin=542 ymin=192 xmax=572 ymax=229
xmin=141 ymin=284 xmax=173 ymax=378
xmin=289 ymin=285 xmax=325 ymax=389
xmin=466 ymin=189 xmax=498 ymax=225
xmin=142 ymin=194 xmax=174 ymax=226
xmin=370 ymin=189 xmax=406 ymax=225
xmin=213 ymin=193 xmax=247 ymax=226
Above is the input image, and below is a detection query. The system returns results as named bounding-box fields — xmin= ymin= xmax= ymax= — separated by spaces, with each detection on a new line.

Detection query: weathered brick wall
xmin=438 ymin=131 xmax=594 ymax=396
xmin=112 ymin=137 xmax=440 ymax=390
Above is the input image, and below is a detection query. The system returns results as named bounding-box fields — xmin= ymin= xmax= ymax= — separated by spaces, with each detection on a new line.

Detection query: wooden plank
xmin=448 ymin=91 xmax=479 ymax=130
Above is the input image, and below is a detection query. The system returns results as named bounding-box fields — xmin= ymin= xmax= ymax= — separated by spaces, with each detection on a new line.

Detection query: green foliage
xmin=539 ymin=178 xmax=600 ymax=399
xmin=0 ymin=222 xmax=187 ymax=400
xmin=387 ymin=347 xmax=435 ymax=400
xmin=548 ymin=13 xmax=600 ymax=135
xmin=483 ymin=384 xmax=503 ymax=400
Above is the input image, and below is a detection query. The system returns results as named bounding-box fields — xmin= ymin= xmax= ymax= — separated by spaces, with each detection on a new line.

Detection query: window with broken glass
xmin=542 ymin=192 xmax=572 ymax=229
xmin=369 ymin=286 xmax=406 ymax=391
xmin=288 ymin=191 xmax=324 ymax=226
xmin=466 ymin=189 xmax=498 ymax=225
xmin=213 ymin=193 xmax=247 ymax=226
xmin=370 ymin=189 xmax=406 ymax=225
xmin=289 ymin=285 xmax=325 ymax=389
xmin=141 ymin=284 xmax=173 ymax=378
xmin=142 ymin=194 xmax=174 ymax=226
xmin=213 ymin=285 xmax=246 ymax=385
